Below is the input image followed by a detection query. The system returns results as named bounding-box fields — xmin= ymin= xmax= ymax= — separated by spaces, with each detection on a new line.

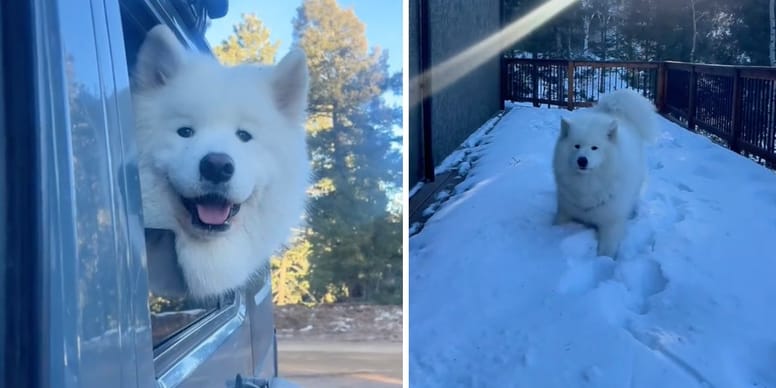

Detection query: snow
xmin=409 ymin=103 xmax=776 ymax=388
xmin=409 ymin=182 xmax=424 ymax=198
xmin=434 ymin=113 xmax=503 ymax=176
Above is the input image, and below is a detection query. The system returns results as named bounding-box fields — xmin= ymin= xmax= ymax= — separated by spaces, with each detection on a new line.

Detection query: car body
xmin=0 ymin=1 xmax=293 ymax=387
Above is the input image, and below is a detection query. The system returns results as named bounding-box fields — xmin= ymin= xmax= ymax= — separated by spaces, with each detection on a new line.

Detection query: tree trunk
xmin=691 ymin=0 xmax=697 ymax=62
xmin=600 ymin=16 xmax=608 ymax=60
xmin=583 ymin=15 xmax=591 ymax=56
xmin=770 ymin=0 xmax=776 ymax=66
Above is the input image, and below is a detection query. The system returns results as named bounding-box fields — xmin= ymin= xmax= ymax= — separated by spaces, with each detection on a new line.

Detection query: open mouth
xmin=181 ymin=193 xmax=241 ymax=232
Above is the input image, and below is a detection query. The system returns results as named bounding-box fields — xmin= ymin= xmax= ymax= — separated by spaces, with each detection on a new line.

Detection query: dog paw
xmin=596 ymin=223 xmax=626 ymax=259
xmin=596 ymin=238 xmax=620 ymax=259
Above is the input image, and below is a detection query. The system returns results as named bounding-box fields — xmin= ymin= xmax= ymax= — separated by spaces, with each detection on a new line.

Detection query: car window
xmin=119 ymin=2 xmax=238 ymax=354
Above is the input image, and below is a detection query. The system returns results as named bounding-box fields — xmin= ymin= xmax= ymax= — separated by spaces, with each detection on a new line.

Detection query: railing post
xmin=500 ymin=56 xmax=507 ymax=110
xmin=567 ymin=60 xmax=574 ymax=110
xmin=418 ymin=0 xmax=434 ymax=182
xmin=730 ymin=69 xmax=742 ymax=153
xmin=655 ymin=62 xmax=667 ymax=114
xmin=531 ymin=62 xmax=540 ymax=107
xmin=688 ymin=66 xmax=697 ymax=132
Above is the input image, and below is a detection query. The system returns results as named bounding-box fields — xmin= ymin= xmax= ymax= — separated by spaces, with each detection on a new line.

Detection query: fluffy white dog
xmin=132 ymin=25 xmax=310 ymax=297
xmin=552 ymin=89 xmax=659 ymax=258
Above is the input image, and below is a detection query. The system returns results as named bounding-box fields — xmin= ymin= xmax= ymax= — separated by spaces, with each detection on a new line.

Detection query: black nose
xmin=577 ymin=157 xmax=588 ymax=168
xmin=199 ymin=153 xmax=234 ymax=183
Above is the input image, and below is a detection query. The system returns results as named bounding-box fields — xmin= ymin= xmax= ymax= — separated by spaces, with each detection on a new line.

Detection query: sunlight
xmin=410 ymin=0 xmax=579 ymax=107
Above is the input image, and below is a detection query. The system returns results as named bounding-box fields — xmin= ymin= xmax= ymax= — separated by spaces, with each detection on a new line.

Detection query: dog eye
xmin=574 ymin=144 xmax=580 ymax=149
xmin=591 ymin=146 xmax=598 ymax=150
xmin=236 ymin=129 xmax=253 ymax=142
xmin=177 ymin=127 xmax=194 ymax=138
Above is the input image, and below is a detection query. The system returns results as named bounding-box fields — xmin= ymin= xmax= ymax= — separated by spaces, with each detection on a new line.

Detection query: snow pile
xmin=434 ymin=112 xmax=504 ymax=177
xmin=409 ymin=103 xmax=776 ymax=387
xmin=410 ymin=112 xmax=505 ymax=235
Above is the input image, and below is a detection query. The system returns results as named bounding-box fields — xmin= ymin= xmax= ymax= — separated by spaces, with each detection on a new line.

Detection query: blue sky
xmin=204 ymin=0 xmax=403 ymax=75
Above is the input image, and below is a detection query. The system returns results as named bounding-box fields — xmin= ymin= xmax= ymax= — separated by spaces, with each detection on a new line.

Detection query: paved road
xmin=277 ymin=340 xmax=402 ymax=388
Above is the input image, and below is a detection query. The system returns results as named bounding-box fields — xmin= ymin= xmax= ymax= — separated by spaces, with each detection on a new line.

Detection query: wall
xmin=408 ymin=0 xmax=503 ymax=187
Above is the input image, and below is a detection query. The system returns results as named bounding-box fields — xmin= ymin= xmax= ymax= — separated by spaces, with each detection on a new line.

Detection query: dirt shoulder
xmin=273 ymin=303 xmax=402 ymax=342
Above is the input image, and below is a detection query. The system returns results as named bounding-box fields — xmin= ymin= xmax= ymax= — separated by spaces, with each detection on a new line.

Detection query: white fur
xmin=552 ymin=89 xmax=659 ymax=258
xmin=132 ymin=25 xmax=310 ymax=297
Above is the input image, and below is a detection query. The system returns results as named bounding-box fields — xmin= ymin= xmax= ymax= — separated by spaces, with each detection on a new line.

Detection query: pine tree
xmin=734 ymin=0 xmax=772 ymax=65
xmin=293 ymin=0 xmax=402 ymax=303
xmin=271 ymin=236 xmax=315 ymax=306
xmin=213 ymin=13 xmax=280 ymax=66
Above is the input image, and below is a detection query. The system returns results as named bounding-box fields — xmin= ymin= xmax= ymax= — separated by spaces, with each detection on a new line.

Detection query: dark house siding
xmin=409 ymin=0 xmax=502 ymax=188
xmin=408 ymin=0 xmax=422 ymax=189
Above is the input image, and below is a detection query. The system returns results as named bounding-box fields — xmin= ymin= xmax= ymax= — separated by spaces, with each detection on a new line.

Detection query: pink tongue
xmin=196 ymin=204 xmax=231 ymax=225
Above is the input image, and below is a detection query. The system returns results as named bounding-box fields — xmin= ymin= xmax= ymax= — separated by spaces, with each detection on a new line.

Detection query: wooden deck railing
xmin=501 ymin=58 xmax=776 ymax=167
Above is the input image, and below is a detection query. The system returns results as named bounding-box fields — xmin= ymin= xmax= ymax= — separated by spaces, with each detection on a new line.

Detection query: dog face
xmin=132 ymin=25 xmax=310 ymax=296
xmin=557 ymin=113 xmax=618 ymax=174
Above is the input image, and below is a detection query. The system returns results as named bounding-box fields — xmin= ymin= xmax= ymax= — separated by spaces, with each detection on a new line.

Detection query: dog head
xmin=557 ymin=112 xmax=618 ymax=174
xmin=132 ymin=25 xmax=311 ymax=297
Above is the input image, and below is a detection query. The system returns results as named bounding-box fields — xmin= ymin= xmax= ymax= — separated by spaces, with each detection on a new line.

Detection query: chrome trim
xmin=142 ymin=0 xmax=213 ymax=52
xmin=156 ymin=295 xmax=246 ymax=387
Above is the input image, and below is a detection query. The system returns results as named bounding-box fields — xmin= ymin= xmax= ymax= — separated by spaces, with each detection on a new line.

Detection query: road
xmin=277 ymin=340 xmax=402 ymax=388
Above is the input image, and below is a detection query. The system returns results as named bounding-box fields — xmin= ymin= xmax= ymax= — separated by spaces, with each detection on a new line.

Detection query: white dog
xmin=552 ymin=89 xmax=659 ymax=258
xmin=132 ymin=25 xmax=310 ymax=298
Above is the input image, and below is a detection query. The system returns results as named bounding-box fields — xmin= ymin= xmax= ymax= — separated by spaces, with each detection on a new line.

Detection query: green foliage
xmin=293 ymin=0 xmax=402 ymax=305
xmin=214 ymin=13 xmax=280 ymax=66
xmin=504 ymin=0 xmax=770 ymax=65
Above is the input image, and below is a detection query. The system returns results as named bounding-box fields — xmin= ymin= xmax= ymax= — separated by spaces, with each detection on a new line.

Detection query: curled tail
xmin=595 ymin=88 xmax=660 ymax=144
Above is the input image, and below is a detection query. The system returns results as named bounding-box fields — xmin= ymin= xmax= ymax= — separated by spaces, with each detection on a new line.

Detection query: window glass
xmin=144 ymin=228 xmax=223 ymax=347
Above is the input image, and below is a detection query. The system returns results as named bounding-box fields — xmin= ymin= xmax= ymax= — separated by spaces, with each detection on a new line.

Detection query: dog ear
xmin=133 ymin=25 xmax=187 ymax=91
xmin=272 ymin=49 xmax=310 ymax=124
xmin=560 ymin=117 xmax=571 ymax=138
xmin=607 ymin=120 xmax=618 ymax=142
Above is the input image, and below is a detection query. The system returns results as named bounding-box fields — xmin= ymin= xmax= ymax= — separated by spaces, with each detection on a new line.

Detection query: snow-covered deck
xmin=409 ymin=103 xmax=776 ymax=387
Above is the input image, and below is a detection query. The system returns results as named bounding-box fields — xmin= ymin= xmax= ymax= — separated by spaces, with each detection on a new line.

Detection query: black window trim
xmin=1 ymin=1 xmax=44 ymax=387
